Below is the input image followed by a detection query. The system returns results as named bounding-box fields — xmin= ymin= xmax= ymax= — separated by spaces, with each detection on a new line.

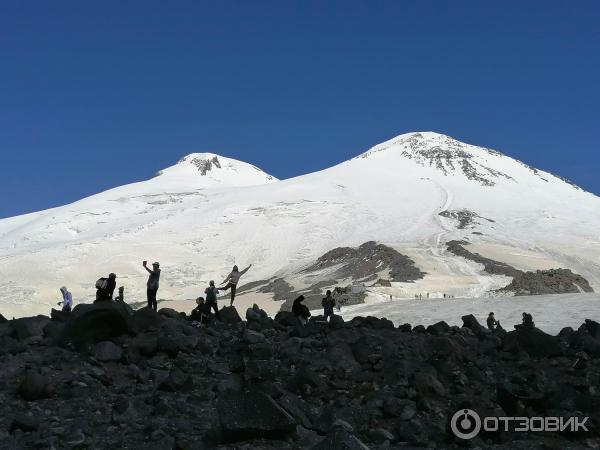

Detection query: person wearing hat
xmin=143 ymin=261 xmax=161 ymax=311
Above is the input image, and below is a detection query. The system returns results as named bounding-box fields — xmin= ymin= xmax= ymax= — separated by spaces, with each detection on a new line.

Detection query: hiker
xmin=220 ymin=264 xmax=252 ymax=306
xmin=114 ymin=286 xmax=125 ymax=302
xmin=522 ymin=312 xmax=535 ymax=328
xmin=292 ymin=295 xmax=310 ymax=325
xmin=143 ymin=261 xmax=161 ymax=311
xmin=95 ymin=273 xmax=117 ymax=302
xmin=427 ymin=292 xmax=429 ymax=299
xmin=58 ymin=286 xmax=72 ymax=312
xmin=190 ymin=297 xmax=211 ymax=326
xmin=204 ymin=280 xmax=221 ymax=319
xmin=487 ymin=312 xmax=499 ymax=330
xmin=322 ymin=290 xmax=336 ymax=321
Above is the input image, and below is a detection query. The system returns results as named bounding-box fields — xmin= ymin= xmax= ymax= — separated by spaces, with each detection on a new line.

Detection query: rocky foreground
xmin=0 ymin=303 xmax=599 ymax=449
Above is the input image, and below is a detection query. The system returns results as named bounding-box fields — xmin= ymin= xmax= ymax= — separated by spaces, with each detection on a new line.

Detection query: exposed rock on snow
xmin=447 ymin=240 xmax=594 ymax=295
xmin=303 ymin=241 xmax=425 ymax=283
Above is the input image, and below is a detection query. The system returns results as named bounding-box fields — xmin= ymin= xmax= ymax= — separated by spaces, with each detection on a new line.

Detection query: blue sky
xmin=1 ymin=0 xmax=599 ymax=218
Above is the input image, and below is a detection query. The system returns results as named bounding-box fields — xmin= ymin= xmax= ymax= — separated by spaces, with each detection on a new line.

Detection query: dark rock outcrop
xmin=216 ymin=391 xmax=296 ymax=442
xmin=0 ymin=302 xmax=597 ymax=448
xmin=60 ymin=301 xmax=133 ymax=349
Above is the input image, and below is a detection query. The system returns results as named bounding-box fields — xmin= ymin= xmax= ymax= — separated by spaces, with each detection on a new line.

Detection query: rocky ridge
xmin=0 ymin=301 xmax=599 ymax=449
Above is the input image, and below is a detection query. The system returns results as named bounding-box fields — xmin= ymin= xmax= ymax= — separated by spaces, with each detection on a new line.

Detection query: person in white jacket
xmin=220 ymin=264 xmax=252 ymax=306
xmin=58 ymin=286 xmax=73 ymax=312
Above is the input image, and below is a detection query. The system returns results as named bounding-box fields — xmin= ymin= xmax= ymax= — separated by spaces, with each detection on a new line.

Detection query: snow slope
xmin=337 ymin=292 xmax=600 ymax=335
xmin=1 ymin=132 xmax=599 ymax=318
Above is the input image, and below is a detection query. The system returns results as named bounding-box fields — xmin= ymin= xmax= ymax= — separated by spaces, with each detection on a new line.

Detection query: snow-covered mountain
xmin=1 ymin=132 xmax=600 ymax=318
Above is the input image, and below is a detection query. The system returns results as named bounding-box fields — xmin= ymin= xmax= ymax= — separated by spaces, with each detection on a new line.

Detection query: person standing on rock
xmin=322 ymin=290 xmax=336 ymax=321
xmin=204 ymin=280 xmax=221 ymax=319
xmin=95 ymin=273 xmax=117 ymax=302
xmin=58 ymin=286 xmax=73 ymax=312
xmin=143 ymin=261 xmax=161 ymax=311
xmin=220 ymin=264 xmax=252 ymax=306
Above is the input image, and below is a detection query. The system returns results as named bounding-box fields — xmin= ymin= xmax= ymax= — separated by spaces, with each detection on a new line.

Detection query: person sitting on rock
xmin=522 ymin=312 xmax=535 ymax=328
xmin=220 ymin=264 xmax=252 ymax=306
xmin=487 ymin=312 xmax=498 ymax=330
xmin=190 ymin=297 xmax=211 ymax=326
xmin=322 ymin=290 xmax=336 ymax=321
xmin=292 ymin=295 xmax=311 ymax=325
xmin=58 ymin=286 xmax=73 ymax=312
xmin=114 ymin=286 xmax=125 ymax=302
xmin=95 ymin=273 xmax=117 ymax=302
xmin=204 ymin=281 xmax=221 ymax=320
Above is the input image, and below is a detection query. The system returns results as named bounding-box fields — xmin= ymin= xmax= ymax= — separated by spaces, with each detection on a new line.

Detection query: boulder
xmin=216 ymin=391 xmax=296 ymax=442
xmin=426 ymin=321 xmax=450 ymax=335
xmin=503 ymin=327 xmax=562 ymax=358
xmin=12 ymin=315 xmax=50 ymax=340
xmin=244 ymin=359 xmax=281 ymax=381
xmin=274 ymin=311 xmax=300 ymax=327
xmin=50 ymin=308 xmax=71 ymax=322
xmin=461 ymin=314 xmax=487 ymax=337
xmin=19 ymin=371 xmax=52 ymax=401
xmin=132 ymin=307 xmax=162 ymax=333
xmin=311 ymin=421 xmax=370 ymax=450
xmin=581 ymin=319 xmax=600 ymax=340
xmin=60 ymin=302 xmax=134 ymax=349
xmin=412 ymin=372 xmax=446 ymax=398
xmin=0 ymin=313 xmax=7 ymax=322
xmin=10 ymin=414 xmax=39 ymax=432
xmin=158 ymin=368 xmax=192 ymax=392
xmin=220 ymin=306 xmax=242 ymax=324
xmin=92 ymin=341 xmax=123 ymax=362
xmin=158 ymin=308 xmax=181 ymax=319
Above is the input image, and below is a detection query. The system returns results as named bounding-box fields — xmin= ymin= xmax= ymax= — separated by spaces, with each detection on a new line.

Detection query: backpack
xmin=95 ymin=278 xmax=108 ymax=290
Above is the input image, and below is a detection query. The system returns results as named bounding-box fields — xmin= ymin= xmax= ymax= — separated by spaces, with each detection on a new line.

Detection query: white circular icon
xmin=451 ymin=409 xmax=481 ymax=440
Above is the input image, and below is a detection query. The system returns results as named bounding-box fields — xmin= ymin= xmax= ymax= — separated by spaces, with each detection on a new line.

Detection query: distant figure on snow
xmin=204 ymin=281 xmax=221 ymax=319
xmin=220 ymin=264 xmax=252 ymax=306
xmin=292 ymin=295 xmax=311 ymax=325
xmin=95 ymin=273 xmax=117 ymax=302
xmin=322 ymin=290 xmax=336 ymax=321
xmin=487 ymin=312 xmax=499 ymax=330
xmin=427 ymin=292 xmax=429 ymax=299
xmin=143 ymin=261 xmax=161 ymax=311
xmin=114 ymin=286 xmax=125 ymax=302
xmin=58 ymin=286 xmax=73 ymax=312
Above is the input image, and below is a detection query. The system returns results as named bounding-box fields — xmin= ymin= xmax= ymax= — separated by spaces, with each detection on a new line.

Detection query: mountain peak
xmin=155 ymin=152 xmax=278 ymax=188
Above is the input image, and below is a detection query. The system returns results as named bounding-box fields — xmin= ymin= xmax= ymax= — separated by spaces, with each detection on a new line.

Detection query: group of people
xmin=182 ymin=265 xmax=252 ymax=327
xmin=486 ymin=311 xmax=534 ymax=331
xmin=291 ymin=290 xmax=337 ymax=325
xmin=58 ymin=261 xmax=252 ymax=318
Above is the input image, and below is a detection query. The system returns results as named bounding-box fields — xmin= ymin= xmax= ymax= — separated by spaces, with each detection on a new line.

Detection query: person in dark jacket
xmin=204 ymin=281 xmax=221 ymax=319
xmin=190 ymin=297 xmax=211 ymax=325
xmin=487 ymin=312 xmax=498 ymax=330
xmin=321 ymin=290 xmax=336 ymax=321
xmin=143 ymin=261 xmax=161 ymax=311
xmin=95 ymin=273 xmax=117 ymax=302
xmin=292 ymin=295 xmax=310 ymax=325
